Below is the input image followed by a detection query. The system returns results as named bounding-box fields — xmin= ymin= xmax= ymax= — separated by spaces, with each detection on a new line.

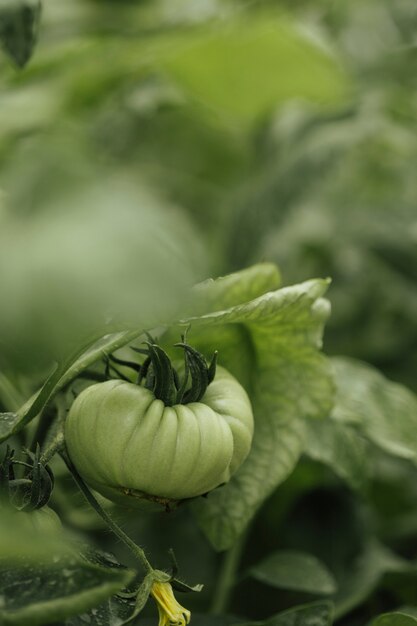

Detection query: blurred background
xmin=1 ymin=1 xmax=417 ymax=624
xmin=1 ymin=0 xmax=416 ymax=386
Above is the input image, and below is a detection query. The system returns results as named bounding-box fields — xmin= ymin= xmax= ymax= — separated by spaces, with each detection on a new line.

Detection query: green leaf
xmin=249 ymin=550 xmax=337 ymax=595
xmin=0 ymin=330 xmax=142 ymax=443
xmin=189 ymin=263 xmax=281 ymax=316
xmin=238 ymin=600 xmax=334 ymax=626
xmin=333 ymin=541 xmax=414 ymax=619
xmin=0 ymin=504 xmax=136 ymax=625
xmin=189 ymin=277 xmax=334 ymax=550
xmin=370 ymin=614 xmax=417 ymax=626
xmin=159 ymin=16 xmax=348 ymax=126
xmin=64 ymin=595 xmax=136 ymax=626
xmin=331 ymin=358 xmax=417 ymax=462
xmin=252 ymin=97 xmax=417 ymax=377
xmin=0 ymin=371 xmax=25 ymax=412
xmin=0 ymin=557 xmax=134 ymax=626
xmin=0 ymin=0 xmax=41 ymax=68
xmin=304 ymin=418 xmax=369 ymax=490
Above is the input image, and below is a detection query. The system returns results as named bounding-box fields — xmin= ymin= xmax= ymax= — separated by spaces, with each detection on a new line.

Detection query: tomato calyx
xmin=0 ymin=444 xmax=54 ymax=512
xmin=129 ymin=335 xmax=218 ymax=407
xmin=119 ymin=485 xmax=181 ymax=512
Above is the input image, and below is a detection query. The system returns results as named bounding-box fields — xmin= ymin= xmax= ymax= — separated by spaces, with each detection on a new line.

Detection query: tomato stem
xmin=132 ymin=337 xmax=218 ymax=406
xmin=61 ymin=448 xmax=154 ymax=574
xmin=210 ymin=526 xmax=249 ymax=615
xmin=40 ymin=428 xmax=65 ymax=465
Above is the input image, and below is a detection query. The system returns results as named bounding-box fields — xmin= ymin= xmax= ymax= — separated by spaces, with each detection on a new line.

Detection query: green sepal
xmin=187 ymin=344 xmax=209 ymax=402
xmin=171 ymin=578 xmax=204 ymax=593
xmin=23 ymin=445 xmax=54 ymax=511
xmin=174 ymin=348 xmax=190 ymax=404
xmin=175 ymin=343 xmax=212 ymax=403
xmin=108 ymin=353 xmax=142 ymax=373
xmin=137 ymin=355 xmax=151 ymax=385
xmin=207 ymin=351 xmax=218 ymax=384
xmin=25 ymin=445 xmax=45 ymax=511
xmin=131 ymin=336 xmax=218 ymax=406
xmin=118 ymin=572 xmax=155 ymax=626
xmin=0 ymin=446 xmax=15 ymax=504
xmin=144 ymin=343 xmax=176 ymax=406
xmin=167 ymin=549 xmax=203 ymax=593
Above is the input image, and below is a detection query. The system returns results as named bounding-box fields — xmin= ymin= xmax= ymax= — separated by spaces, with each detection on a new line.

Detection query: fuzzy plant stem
xmin=61 ymin=449 xmax=153 ymax=574
xmin=40 ymin=429 xmax=65 ymax=465
xmin=30 ymin=404 xmax=57 ymax=453
xmin=211 ymin=529 xmax=248 ymax=615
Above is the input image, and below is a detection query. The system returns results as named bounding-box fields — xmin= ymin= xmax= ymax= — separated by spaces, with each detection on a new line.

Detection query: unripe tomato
xmin=21 ymin=506 xmax=62 ymax=533
xmin=65 ymin=365 xmax=253 ymax=507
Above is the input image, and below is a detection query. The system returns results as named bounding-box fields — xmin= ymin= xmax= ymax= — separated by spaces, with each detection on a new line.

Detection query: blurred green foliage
xmin=1 ymin=0 xmax=417 ymax=625
xmin=1 ymin=0 xmax=414 ymax=385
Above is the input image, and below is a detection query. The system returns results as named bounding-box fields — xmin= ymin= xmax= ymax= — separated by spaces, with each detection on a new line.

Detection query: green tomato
xmin=65 ymin=365 xmax=254 ymax=507
xmin=21 ymin=506 xmax=62 ymax=533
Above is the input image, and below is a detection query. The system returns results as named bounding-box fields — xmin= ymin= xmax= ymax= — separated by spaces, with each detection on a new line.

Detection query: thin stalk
xmin=30 ymin=404 xmax=56 ymax=453
xmin=61 ymin=449 xmax=153 ymax=574
xmin=39 ymin=395 xmax=67 ymax=464
xmin=211 ymin=528 xmax=248 ymax=615
xmin=40 ymin=429 xmax=65 ymax=465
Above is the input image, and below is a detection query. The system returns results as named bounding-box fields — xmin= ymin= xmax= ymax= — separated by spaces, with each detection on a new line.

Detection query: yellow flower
xmin=151 ymin=580 xmax=191 ymax=626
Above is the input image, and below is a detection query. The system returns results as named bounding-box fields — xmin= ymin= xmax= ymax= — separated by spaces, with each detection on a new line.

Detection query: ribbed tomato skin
xmin=65 ymin=366 xmax=254 ymax=505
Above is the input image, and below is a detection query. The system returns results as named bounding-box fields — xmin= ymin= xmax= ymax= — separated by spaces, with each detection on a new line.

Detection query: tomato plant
xmin=1 ymin=1 xmax=417 ymax=626
xmin=65 ymin=340 xmax=254 ymax=507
